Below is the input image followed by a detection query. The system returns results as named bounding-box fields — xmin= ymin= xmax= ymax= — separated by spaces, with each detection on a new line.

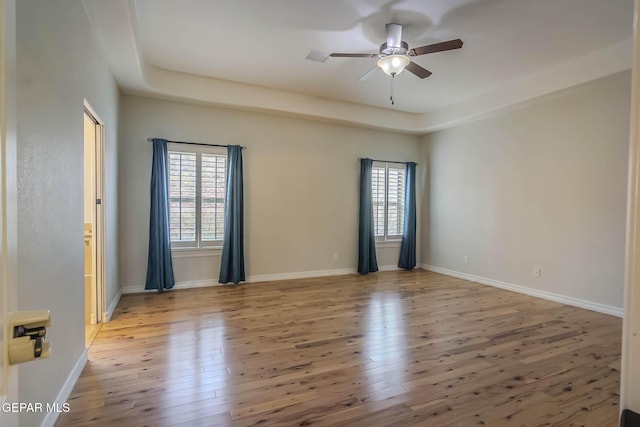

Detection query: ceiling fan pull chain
xmin=390 ymin=73 xmax=395 ymax=105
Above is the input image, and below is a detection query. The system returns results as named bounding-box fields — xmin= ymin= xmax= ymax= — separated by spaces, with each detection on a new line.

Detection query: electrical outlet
xmin=463 ymin=256 xmax=469 ymax=264
xmin=534 ymin=268 xmax=541 ymax=278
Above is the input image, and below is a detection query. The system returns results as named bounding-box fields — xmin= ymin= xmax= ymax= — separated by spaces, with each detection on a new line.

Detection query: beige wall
xmin=422 ymin=71 xmax=631 ymax=310
xmin=119 ymin=95 xmax=421 ymax=291
xmin=16 ymin=0 xmax=119 ymax=424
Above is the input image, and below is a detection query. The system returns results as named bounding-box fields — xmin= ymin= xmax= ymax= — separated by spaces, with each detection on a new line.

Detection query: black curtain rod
xmin=359 ymin=157 xmax=417 ymax=165
xmin=147 ymin=137 xmax=246 ymax=150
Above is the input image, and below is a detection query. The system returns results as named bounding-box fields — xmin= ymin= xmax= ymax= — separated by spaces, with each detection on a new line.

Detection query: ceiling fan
xmin=330 ymin=23 xmax=463 ymax=81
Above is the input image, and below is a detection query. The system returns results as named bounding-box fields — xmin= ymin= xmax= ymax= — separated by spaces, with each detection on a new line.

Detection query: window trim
xmin=167 ymin=143 xmax=227 ymax=250
xmin=171 ymin=248 xmax=223 ymax=257
xmin=372 ymin=161 xmax=405 ymax=243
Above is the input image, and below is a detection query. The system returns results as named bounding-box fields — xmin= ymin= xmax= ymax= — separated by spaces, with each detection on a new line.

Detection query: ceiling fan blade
xmin=386 ymin=23 xmax=403 ymax=48
xmin=405 ymin=61 xmax=432 ymax=79
xmin=329 ymin=53 xmax=377 ymax=58
xmin=358 ymin=66 xmax=379 ymax=82
xmin=409 ymin=39 xmax=463 ymax=56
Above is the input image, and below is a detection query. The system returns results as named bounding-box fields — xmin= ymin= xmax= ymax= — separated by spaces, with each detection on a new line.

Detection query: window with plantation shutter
xmin=372 ymin=165 xmax=386 ymax=237
xmin=168 ymin=144 xmax=227 ymax=249
xmin=372 ymin=161 xmax=406 ymax=241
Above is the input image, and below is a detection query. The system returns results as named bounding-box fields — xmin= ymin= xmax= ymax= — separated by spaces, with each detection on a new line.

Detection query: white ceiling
xmin=82 ymin=0 xmax=634 ymax=133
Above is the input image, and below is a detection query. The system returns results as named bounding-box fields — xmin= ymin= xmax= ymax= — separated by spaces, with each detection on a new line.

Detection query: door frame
xmin=621 ymin=0 xmax=640 ymax=416
xmin=83 ymin=100 xmax=106 ymax=324
xmin=0 ymin=0 xmax=19 ymax=424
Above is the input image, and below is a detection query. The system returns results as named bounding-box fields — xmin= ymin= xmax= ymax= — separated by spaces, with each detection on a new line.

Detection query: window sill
xmin=375 ymin=240 xmax=402 ymax=248
xmin=171 ymin=247 xmax=223 ymax=258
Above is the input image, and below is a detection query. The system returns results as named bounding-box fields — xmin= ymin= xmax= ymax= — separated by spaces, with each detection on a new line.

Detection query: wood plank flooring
xmin=55 ymin=270 xmax=622 ymax=426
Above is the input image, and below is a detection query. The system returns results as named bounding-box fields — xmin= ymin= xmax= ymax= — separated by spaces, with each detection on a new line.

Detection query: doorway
xmin=83 ymin=101 xmax=105 ymax=347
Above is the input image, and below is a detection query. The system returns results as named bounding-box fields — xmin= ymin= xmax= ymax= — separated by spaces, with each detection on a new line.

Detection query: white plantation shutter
xmin=201 ymin=154 xmax=226 ymax=242
xmin=372 ymin=164 xmax=386 ymax=237
xmin=168 ymin=151 xmax=196 ymax=243
xmin=387 ymin=165 xmax=405 ymax=238
xmin=371 ymin=161 xmax=406 ymax=241
xmin=168 ymin=144 xmax=227 ymax=248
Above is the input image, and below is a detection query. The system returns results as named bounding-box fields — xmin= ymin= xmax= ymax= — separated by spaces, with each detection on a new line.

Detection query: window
xmin=168 ymin=144 xmax=226 ymax=248
xmin=372 ymin=161 xmax=406 ymax=241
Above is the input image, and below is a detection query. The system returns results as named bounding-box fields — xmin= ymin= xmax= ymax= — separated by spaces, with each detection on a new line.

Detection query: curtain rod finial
xmin=147 ymin=137 xmax=153 ymax=142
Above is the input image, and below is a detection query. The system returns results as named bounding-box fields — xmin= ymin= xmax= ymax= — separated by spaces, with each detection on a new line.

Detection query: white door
xmin=0 ymin=0 xmax=20 ymax=425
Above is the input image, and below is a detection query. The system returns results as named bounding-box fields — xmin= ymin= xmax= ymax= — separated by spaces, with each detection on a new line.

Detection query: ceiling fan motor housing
xmin=379 ymin=41 xmax=409 ymax=56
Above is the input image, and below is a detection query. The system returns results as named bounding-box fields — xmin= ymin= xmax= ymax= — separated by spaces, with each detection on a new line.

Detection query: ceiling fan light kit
xmin=377 ymin=54 xmax=411 ymax=76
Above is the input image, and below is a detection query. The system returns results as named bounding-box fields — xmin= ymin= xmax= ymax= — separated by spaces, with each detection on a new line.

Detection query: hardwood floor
xmin=55 ymin=270 xmax=621 ymax=426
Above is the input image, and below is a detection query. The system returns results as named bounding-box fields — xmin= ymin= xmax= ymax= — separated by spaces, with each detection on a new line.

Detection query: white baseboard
xmin=103 ymin=289 xmax=122 ymax=321
xmin=173 ymin=279 xmax=220 ymax=289
xmin=41 ymin=348 xmax=88 ymax=427
xmin=420 ymin=264 xmax=623 ymax=318
xmin=120 ymin=285 xmax=143 ymax=294
xmin=378 ymin=264 xmax=400 ymax=272
xmin=120 ymin=279 xmax=220 ymax=294
xmin=247 ymin=267 xmax=357 ymax=283
xmin=121 ymin=265 xmax=409 ymax=294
